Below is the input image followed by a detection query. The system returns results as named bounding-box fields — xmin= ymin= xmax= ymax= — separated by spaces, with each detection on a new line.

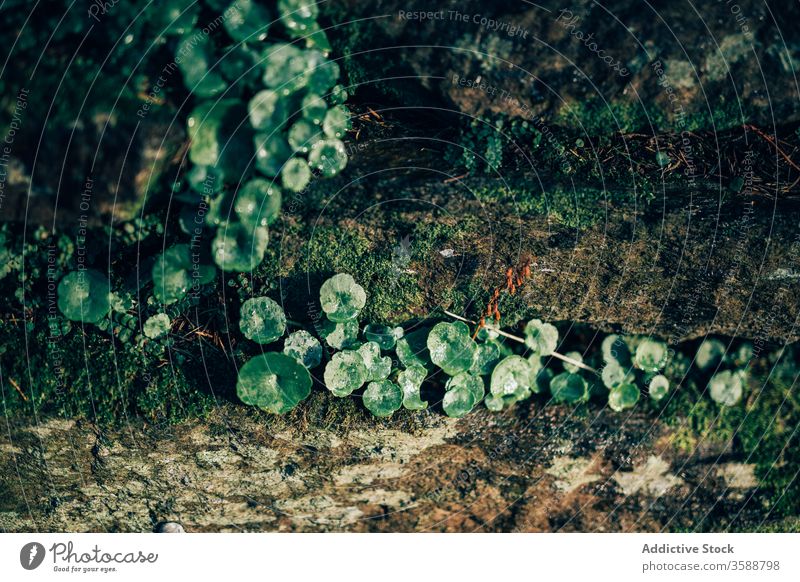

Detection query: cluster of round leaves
xmin=56 ymin=266 xmax=753 ymax=419
xmin=599 ymin=335 xmax=665 ymax=412
xmin=55 ymin=268 xmax=177 ymax=348
xmin=235 ymin=293 xmax=320 ymax=414
xmin=696 ymin=338 xmax=752 ymax=406
xmin=175 ymin=0 xmax=351 ymax=280
xmin=598 ymin=335 xmax=752 ymax=410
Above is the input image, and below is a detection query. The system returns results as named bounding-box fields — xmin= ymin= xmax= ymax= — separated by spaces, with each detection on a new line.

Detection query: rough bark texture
xmin=276 ymin=133 xmax=800 ymax=344
xmin=0 ymin=398 xmax=769 ymax=533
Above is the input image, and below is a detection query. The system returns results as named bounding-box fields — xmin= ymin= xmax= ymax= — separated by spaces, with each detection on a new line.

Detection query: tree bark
xmin=0 ymin=398 xmax=769 ymax=533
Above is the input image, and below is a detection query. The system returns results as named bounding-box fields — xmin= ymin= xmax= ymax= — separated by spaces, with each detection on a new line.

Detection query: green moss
xmin=286 ymin=225 xmax=423 ymax=323
xmin=0 ymin=316 xmax=217 ymax=425
xmin=555 ymin=97 xmax=662 ymax=136
xmin=664 ymin=346 xmax=800 ymax=521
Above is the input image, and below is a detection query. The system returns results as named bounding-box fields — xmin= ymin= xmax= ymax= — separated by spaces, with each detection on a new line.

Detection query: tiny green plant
xmin=524 ymin=319 xmax=559 ymax=356
xmin=398 ymin=364 xmax=429 ymax=410
xmin=324 ymin=350 xmax=367 ymax=397
xmin=648 ymin=374 xmax=670 ymax=401
xmin=57 ymin=270 xmax=112 ymax=324
xmin=608 ymin=383 xmax=641 ymax=411
xmin=152 ymin=245 xmax=216 ymax=305
xmin=239 ymin=296 xmax=287 ymax=344
xmin=319 ymin=273 xmax=367 ymax=322
xmin=363 ymin=380 xmax=403 ymax=417
xmin=443 ymin=372 xmax=485 ymax=418
xmin=229 ymin=272 xmax=752 ymax=420
xmin=283 ymin=330 xmax=322 ymax=368
xmin=696 ymin=338 xmax=726 ymax=370
xmin=237 ymin=352 xmax=312 ymax=414
xmin=708 ymin=369 xmax=745 ymax=406
xmin=550 ymin=372 xmax=589 ymax=404
xmin=364 ymin=324 xmax=403 ymax=350
xmin=633 ymin=339 xmax=669 ymax=373
xmin=143 ymin=313 xmax=171 ymax=339
xmin=427 ymin=321 xmax=477 ymax=375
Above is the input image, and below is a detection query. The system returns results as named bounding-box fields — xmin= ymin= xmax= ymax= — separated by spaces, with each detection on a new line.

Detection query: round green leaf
xmin=358 ymin=341 xmax=392 ymax=381
xmin=262 ymin=42 xmax=308 ymax=95
xmin=320 ymin=318 xmax=359 ymax=350
xmin=648 ymin=374 xmax=670 ymax=401
xmin=490 ymin=355 xmax=533 ymax=398
xmin=283 ymin=330 xmax=322 ymax=368
xmin=319 ymin=273 xmax=366 ymax=322
xmin=288 ymin=119 xmax=323 ymax=154
xmin=708 ymin=370 xmax=745 ymax=406
xmin=57 ymin=269 xmax=111 ymax=324
xmin=239 ymin=296 xmax=286 ymax=344
xmin=395 ymin=328 xmax=431 ymax=368
xmin=550 ymin=372 xmax=588 ymax=404
xmin=470 ymin=341 xmax=501 ymax=376
xmin=322 ymin=105 xmax=350 ymax=139
xmin=324 ymin=350 xmax=366 ymax=397
xmin=524 ymin=319 xmax=559 ymax=356
xmin=234 ymin=179 xmax=282 ymax=229
xmin=237 ymin=352 xmax=312 ymax=414
xmin=427 ymin=321 xmax=477 ymax=376
xmin=442 ymin=385 xmax=476 ymax=418
xmin=153 ymin=244 xmax=216 ymax=304
xmin=224 ymin=0 xmax=271 ymax=42
xmin=281 ymin=157 xmax=311 ymax=192
xmin=634 ymin=339 xmax=669 ymax=373
xmin=484 ymin=394 xmax=504 ymax=411
xmin=363 ymin=380 xmax=403 ymax=418
xmin=696 ymin=338 xmax=726 ymax=371
xmin=398 ymin=364 xmax=428 ymax=410
xmin=308 ymin=138 xmax=348 ymax=177
xmin=248 ymin=89 xmax=288 ymax=131
xmin=364 ymin=324 xmax=402 ymax=351
xmin=212 ymin=223 xmax=269 ymax=272
xmin=608 ymin=382 xmax=640 ymax=412
xmin=302 ymin=93 xmax=327 ymax=125
xmin=446 ymin=372 xmax=484 ymax=404
xmin=602 ymin=333 xmax=630 ymax=364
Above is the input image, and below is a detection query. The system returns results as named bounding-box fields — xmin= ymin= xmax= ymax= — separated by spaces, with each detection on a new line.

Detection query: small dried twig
xmin=745 ymin=124 xmax=800 ymax=173
xmin=443 ymin=173 xmax=468 ymax=184
xmin=443 ymin=310 xmax=599 ymax=375
xmin=10 ymin=378 xmax=28 ymax=401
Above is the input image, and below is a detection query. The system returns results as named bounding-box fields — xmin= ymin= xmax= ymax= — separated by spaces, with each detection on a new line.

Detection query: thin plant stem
xmin=443 ymin=310 xmax=599 ymax=375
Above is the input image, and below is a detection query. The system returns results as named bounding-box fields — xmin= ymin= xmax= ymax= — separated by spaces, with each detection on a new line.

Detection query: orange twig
xmin=10 ymin=378 xmax=28 ymax=402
